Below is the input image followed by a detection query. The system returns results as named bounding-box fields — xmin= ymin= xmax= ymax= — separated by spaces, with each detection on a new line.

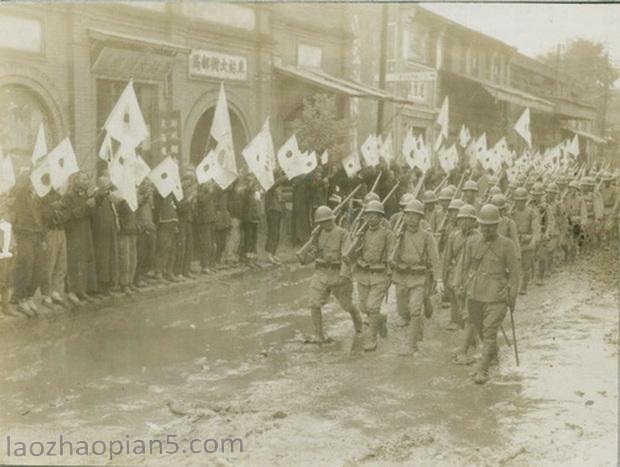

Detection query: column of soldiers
xmin=299 ymin=167 xmax=619 ymax=385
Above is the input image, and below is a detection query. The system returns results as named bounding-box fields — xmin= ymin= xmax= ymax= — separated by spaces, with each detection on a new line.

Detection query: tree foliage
xmin=290 ymin=93 xmax=349 ymax=161
xmin=538 ymin=38 xmax=619 ymax=93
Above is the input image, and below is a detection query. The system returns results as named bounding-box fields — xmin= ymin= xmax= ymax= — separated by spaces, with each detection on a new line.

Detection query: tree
xmin=290 ymin=93 xmax=349 ymax=162
xmin=537 ymin=39 xmax=618 ymax=93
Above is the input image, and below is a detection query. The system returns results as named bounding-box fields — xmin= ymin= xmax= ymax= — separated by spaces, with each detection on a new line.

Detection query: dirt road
xmin=0 ymin=251 xmax=617 ymax=465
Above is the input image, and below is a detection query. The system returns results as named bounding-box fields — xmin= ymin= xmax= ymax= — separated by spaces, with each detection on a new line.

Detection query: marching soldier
xmin=390 ymin=200 xmax=443 ymax=353
xmin=565 ymin=180 xmax=583 ymax=259
xmin=454 ymin=204 xmax=520 ymax=384
xmin=461 ymin=180 xmax=480 ymax=212
xmin=344 ymin=200 xmax=393 ymax=351
xmin=511 ymin=187 xmax=540 ymax=294
xmin=490 ymin=194 xmax=521 ymax=260
xmin=296 ymin=206 xmax=363 ymax=343
xmin=544 ymin=183 xmax=562 ymax=273
xmin=578 ymin=176 xmax=603 ymax=249
xmin=389 ymin=193 xmax=413 ymax=230
xmin=442 ymin=203 xmax=479 ymax=331
xmin=421 ymin=190 xmax=440 ymax=233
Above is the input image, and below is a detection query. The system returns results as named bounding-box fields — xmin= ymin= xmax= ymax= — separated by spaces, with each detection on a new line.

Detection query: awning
xmin=441 ymin=70 xmax=553 ymax=113
xmin=480 ymin=82 xmax=553 ymax=113
xmin=89 ymin=28 xmax=190 ymax=81
xmin=552 ymin=98 xmax=596 ymax=121
xmin=561 ymin=126 xmax=606 ymax=144
xmin=275 ymin=64 xmax=414 ymax=105
xmin=89 ymin=28 xmax=190 ymax=55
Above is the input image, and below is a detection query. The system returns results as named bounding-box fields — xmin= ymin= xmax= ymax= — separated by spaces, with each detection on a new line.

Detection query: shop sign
xmin=189 ymin=50 xmax=247 ymax=81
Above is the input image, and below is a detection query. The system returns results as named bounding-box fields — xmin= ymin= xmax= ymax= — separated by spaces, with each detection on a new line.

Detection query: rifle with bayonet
xmin=349 ymin=171 xmax=383 ymax=234
xmin=437 ymin=170 xmax=469 ymax=252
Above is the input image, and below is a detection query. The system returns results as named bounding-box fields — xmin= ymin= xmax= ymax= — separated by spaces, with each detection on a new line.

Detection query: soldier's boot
xmin=348 ymin=306 xmax=363 ymax=334
xmin=417 ymin=317 xmax=424 ymax=342
xmin=310 ymin=307 xmax=327 ymax=343
xmin=378 ymin=313 xmax=388 ymax=338
xmin=519 ymin=270 xmax=529 ymax=295
xmin=474 ymin=342 xmax=496 ymax=384
xmin=454 ymin=322 xmax=476 ymax=364
xmin=409 ymin=317 xmax=422 ymax=352
xmin=364 ymin=314 xmax=380 ymax=352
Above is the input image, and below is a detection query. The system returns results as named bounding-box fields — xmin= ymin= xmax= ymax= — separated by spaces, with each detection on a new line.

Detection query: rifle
xmin=350 ymin=179 xmax=400 ymax=237
xmin=370 ymin=170 xmax=382 ymax=193
xmin=296 ymin=184 xmax=362 ymax=260
xmin=433 ymin=174 xmax=450 ymax=195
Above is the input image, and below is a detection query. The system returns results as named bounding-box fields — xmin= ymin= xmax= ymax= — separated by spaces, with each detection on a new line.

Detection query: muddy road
xmin=0 ymin=251 xmax=617 ymax=466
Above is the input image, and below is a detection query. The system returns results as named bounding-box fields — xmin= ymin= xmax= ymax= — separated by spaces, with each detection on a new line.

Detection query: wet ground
xmin=0 ymin=250 xmax=617 ymax=466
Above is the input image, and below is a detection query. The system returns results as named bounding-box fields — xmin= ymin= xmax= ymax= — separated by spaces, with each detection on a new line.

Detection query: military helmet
xmin=513 ymin=187 xmax=528 ymax=200
xmin=488 ymin=185 xmax=502 ymax=197
xmin=422 ymin=190 xmax=438 ymax=204
xmin=399 ymin=193 xmax=413 ymax=207
xmin=456 ymin=204 xmax=477 ymax=220
xmin=403 ymin=199 xmax=425 ymax=216
xmin=438 ymin=187 xmax=453 ymax=201
xmin=314 ymin=205 xmax=335 ymax=223
xmin=477 ymin=204 xmax=501 ymax=225
xmin=490 ymin=194 xmax=507 ymax=209
xmin=580 ymin=176 xmax=596 ymax=186
xmin=448 ymin=198 xmax=464 ymax=212
xmin=531 ymin=182 xmax=545 ymax=195
xmin=363 ymin=192 xmax=381 ymax=203
xmin=488 ymin=176 xmax=499 ymax=186
xmin=463 ymin=180 xmax=479 ymax=192
xmin=365 ymin=200 xmax=385 ymax=215
xmin=328 ymin=193 xmax=342 ymax=204
xmin=546 ymin=182 xmax=560 ymax=194
xmin=568 ymin=180 xmax=580 ymax=190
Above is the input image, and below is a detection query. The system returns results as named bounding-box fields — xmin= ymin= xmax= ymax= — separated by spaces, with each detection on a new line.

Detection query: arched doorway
xmin=189 ymin=106 xmax=248 ymax=168
xmin=0 ymin=84 xmax=56 ymax=170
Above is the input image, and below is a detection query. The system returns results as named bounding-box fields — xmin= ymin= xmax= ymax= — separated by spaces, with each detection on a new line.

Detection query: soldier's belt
xmin=315 ymin=261 xmax=341 ymax=270
xmin=356 ymin=262 xmax=386 ymax=272
xmin=394 ymin=265 xmax=427 ymax=274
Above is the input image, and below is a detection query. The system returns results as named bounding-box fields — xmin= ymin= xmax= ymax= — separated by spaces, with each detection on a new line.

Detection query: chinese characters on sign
xmin=189 ymin=50 xmax=247 ymax=81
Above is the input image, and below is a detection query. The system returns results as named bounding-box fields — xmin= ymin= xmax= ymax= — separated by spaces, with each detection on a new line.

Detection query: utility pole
xmin=376 ymin=3 xmax=388 ymax=135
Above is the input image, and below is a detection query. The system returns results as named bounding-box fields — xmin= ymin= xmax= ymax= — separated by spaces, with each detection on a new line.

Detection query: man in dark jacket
xmin=135 ymin=181 xmax=156 ymax=287
xmin=154 ymin=192 xmax=179 ymax=282
xmin=92 ymin=176 xmax=119 ymax=296
xmin=175 ymin=176 xmax=196 ymax=278
xmin=264 ymin=171 xmax=287 ymax=264
xmin=117 ymin=197 xmax=139 ymax=294
xmin=195 ymin=181 xmax=217 ymax=273
xmin=40 ymin=189 xmax=69 ymax=308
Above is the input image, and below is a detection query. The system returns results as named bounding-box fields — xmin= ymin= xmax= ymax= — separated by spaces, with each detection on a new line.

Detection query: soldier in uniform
xmin=454 ymin=204 xmax=520 ymax=384
xmin=421 ymin=190 xmax=441 ymax=233
xmin=344 ymin=200 xmax=393 ymax=351
xmin=578 ymin=176 xmax=603 ymax=249
xmin=296 ymin=206 xmax=363 ymax=343
xmin=490 ymin=194 xmax=520 ymax=260
xmin=461 ymin=180 xmax=480 ymax=212
xmin=442 ymin=203 xmax=479 ymax=331
xmin=544 ymin=182 xmax=562 ymax=273
xmin=565 ymin=180 xmax=583 ymax=259
xmin=390 ymin=200 xmax=443 ymax=353
xmin=511 ymin=187 xmax=540 ymax=294
xmin=389 ymin=193 xmax=413 ymax=230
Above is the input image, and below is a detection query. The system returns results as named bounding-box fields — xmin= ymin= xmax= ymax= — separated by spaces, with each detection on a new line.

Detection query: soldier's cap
xmin=448 ymin=198 xmax=465 ymax=211
xmin=546 ymin=182 xmax=559 ymax=194
xmin=477 ymin=204 xmax=501 ymax=225
xmin=364 ymin=200 xmax=385 ymax=215
xmin=328 ymin=193 xmax=342 ymax=204
xmin=438 ymin=186 xmax=454 ymax=200
xmin=422 ymin=190 xmax=438 ymax=204
xmin=363 ymin=192 xmax=381 ymax=203
xmin=456 ymin=204 xmax=477 ymax=220
xmin=399 ymin=193 xmax=413 ymax=206
xmin=531 ymin=182 xmax=545 ymax=195
xmin=488 ymin=185 xmax=502 ymax=197
xmin=403 ymin=199 xmax=425 ymax=215
xmin=463 ymin=180 xmax=479 ymax=192
xmin=314 ymin=205 xmax=335 ymax=223
xmin=490 ymin=194 xmax=507 ymax=209
xmin=513 ymin=187 xmax=528 ymax=200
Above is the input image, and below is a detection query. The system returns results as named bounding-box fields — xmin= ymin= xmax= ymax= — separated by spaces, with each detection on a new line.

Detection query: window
xmin=407 ymin=26 xmax=430 ymax=64
xmin=409 ymin=81 xmax=426 ymax=101
xmin=0 ymin=14 xmax=42 ymax=54
xmin=96 ymin=79 xmax=158 ymax=166
xmin=297 ymin=44 xmax=322 ymax=69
